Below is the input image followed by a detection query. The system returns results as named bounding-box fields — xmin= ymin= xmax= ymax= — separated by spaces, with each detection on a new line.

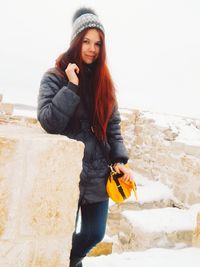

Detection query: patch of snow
xmin=120 ymin=115 xmax=130 ymax=121
xmin=102 ymin=234 xmax=113 ymax=243
xmin=122 ymin=204 xmax=200 ymax=233
xmin=176 ymin=125 xmax=200 ymax=146
xmin=133 ymin=172 xmax=173 ymax=203
xmin=13 ymin=108 xmax=37 ymax=118
xmin=135 ymin=181 xmax=173 ymax=204
xmin=142 ymin=111 xmax=200 ymax=146
xmin=119 ymin=108 xmax=133 ymax=114
xmin=84 ymin=247 xmax=200 ymax=267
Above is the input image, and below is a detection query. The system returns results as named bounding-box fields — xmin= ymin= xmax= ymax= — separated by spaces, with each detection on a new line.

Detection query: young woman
xmin=37 ymin=7 xmax=133 ymax=267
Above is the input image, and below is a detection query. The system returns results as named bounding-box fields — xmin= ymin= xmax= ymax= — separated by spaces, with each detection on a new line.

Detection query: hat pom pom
xmin=72 ymin=7 xmax=97 ymax=24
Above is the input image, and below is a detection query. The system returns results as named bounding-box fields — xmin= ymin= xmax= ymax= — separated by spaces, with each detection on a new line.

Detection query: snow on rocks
xmin=107 ymin=204 xmax=200 ymax=252
xmin=106 ymin=171 xmax=200 ymax=252
xmin=120 ymin=109 xmax=200 ymax=205
xmin=84 ymin=247 xmax=200 ymax=267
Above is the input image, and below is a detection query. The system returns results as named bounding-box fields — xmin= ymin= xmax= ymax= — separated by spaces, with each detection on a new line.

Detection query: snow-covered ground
xmin=83 ymin=171 xmax=200 ymax=266
xmin=13 ymin=107 xmax=37 ymax=118
xmin=84 ymin=247 xmax=200 ymax=267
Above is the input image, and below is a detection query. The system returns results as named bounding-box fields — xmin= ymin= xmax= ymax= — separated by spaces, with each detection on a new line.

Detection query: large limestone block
xmin=111 ymin=206 xmax=200 ymax=252
xmin=0 ymin=121 xmax=84 ymax=267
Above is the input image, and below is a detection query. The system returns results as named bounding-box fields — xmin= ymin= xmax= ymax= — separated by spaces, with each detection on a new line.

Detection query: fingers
xmin=74 ymin=65 xmax=80 ymax=74
xmin=114 ymin=163 xmax=134 ymax=182
xmin=65 ymin=63 xmax=79 ymax=85
xmin=68 ymin=63 xmax=80 ymax=74
xmin=113 ymin=164 xmax=120 ymax=173
xmin=121 ymin=173 xmax=133 ymax=182
xmin=115 ymin=163 xmax=126 ymax=174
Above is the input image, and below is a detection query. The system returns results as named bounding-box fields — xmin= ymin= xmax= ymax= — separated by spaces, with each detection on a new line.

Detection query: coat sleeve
xmin=37 ymin=71 xmax=80 ymax=134
xmin=106 ymin=105 xmax=129 ymax=164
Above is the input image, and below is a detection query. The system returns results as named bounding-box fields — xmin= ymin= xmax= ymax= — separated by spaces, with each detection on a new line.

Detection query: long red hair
xmin=55 ymin=28 xmax=116 ymax=141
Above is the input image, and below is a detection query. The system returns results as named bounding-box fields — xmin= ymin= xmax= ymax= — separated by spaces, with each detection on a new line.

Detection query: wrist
xmin=70 ymin=79 xmax=79 ymax=86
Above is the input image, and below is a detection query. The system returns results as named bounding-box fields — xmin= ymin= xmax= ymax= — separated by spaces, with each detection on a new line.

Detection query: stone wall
xmin=120 ymin=109 xmax=200 ymax=205
xmin=0 ymin=116 xmax=84 ymax=267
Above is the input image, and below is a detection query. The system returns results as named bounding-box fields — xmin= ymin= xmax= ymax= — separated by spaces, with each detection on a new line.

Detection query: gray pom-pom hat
xmin=71 ymin=7 xmax=104 ymax=41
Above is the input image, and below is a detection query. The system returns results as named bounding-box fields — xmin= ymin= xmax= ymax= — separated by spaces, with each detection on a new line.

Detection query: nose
xmin=89 ymin=43 xmax=96 ymax=52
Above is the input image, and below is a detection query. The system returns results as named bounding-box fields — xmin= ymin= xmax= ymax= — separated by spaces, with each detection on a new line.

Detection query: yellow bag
xmin=106 ymin=165 xmax=138 ymax=204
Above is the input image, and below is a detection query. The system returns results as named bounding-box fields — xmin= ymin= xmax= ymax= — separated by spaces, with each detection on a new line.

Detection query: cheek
xmin=96 ymin=47 xmax=100 ymax=57
xmin=81 ymin=46 xmax=85 ymax=60
xmin=81 ymin=44 xmax=86 ymax=53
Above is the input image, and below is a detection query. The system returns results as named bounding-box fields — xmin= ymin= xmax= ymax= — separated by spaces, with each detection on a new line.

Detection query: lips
xmin=86 ymin=55 xmax=95 ymax=59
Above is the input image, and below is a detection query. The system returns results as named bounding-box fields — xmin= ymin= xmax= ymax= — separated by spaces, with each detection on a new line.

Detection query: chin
xmin=84 ymin=60 xmax=93 ymax=64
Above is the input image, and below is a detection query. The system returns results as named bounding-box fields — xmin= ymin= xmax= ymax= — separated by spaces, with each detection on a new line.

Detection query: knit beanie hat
xmin=71 ymin=7 xmax=104 ymax=41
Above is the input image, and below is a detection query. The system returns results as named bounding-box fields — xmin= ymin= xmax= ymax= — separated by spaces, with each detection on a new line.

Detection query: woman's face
xmin=81 ymin=29 xmax=101 ymax=64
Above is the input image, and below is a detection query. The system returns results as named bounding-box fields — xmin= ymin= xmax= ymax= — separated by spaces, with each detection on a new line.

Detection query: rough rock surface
xmin=193 ymin=213 xmax=200 ymax=247
xmin=121 ymin=109 xmax=200 ymax=205
xmin=0 ymin=115 xmax=84 ymax=267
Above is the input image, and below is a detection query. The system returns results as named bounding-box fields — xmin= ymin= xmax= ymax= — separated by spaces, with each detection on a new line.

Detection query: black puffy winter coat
xmin=37 ymin=68 xmax=129 ymax=204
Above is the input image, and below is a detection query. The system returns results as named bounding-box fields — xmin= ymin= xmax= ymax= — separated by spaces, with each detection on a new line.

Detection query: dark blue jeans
xmin=70 ymin=199 xmax=109 ymax=259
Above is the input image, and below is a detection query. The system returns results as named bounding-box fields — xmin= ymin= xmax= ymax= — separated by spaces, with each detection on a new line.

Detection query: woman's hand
xmin=114 ymin=163 xmax=134 ymax=183
xmin=65 ymin=63 xmax=80 ymax=86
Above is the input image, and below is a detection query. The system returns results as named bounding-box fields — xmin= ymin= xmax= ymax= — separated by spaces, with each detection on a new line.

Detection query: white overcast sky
xmin=0 ymin=0 xmax=200 ymax=118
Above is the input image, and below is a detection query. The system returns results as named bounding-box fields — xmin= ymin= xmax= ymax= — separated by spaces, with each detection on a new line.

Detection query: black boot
xmin=69 ymin=257 xmax=83 ymax=267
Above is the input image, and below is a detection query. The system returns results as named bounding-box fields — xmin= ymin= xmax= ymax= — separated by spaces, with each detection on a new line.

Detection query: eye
xmin=96 ymin=42 xmax=102 ymax=47
xmin=83 ymin=39 xmax=89 ymax=44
